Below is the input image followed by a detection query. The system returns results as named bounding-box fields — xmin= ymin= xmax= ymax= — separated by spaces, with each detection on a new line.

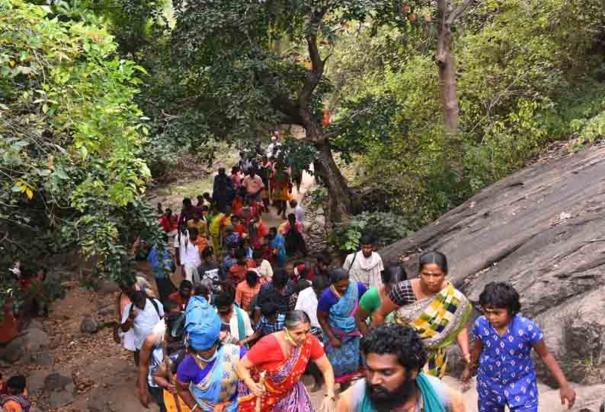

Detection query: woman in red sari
xmin=236 ymin=311 xmax=336 ymax=412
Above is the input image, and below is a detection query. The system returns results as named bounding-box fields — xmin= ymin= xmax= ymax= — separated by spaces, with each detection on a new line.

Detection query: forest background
xmin=2 ymin=0 xmax=605 ymax=307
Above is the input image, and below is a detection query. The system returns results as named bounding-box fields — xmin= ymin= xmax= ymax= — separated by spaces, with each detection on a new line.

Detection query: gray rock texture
xmin=380 ymin=145 xmax=605 ymax=384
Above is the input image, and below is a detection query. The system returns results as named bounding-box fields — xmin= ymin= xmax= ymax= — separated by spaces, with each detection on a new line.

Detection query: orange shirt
xmin=234 ymin=223 xmax=246 ymax=236
xmin=228 ymin=263 xmax=248 ymax=287
xmin=232 ymin=198 xmax=244 ymax=214
xmin=235 ymin=281 xmax=261 ymax=310
xmin=192 ymin=236 xmax=209 ymax=254
xmin=2 ymin=390 xmax=29 ymax=412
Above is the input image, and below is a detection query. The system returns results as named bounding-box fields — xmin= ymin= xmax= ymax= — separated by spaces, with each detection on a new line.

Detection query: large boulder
xmin=380 ymin=144 xmax=605 ymax=384
xmin=43 ymin=371 xmax=75 ymax=408
xmin=80 ymin=315 xmax=98 ymax=334
xmin=1 ymin=326 xmax=50 ymax=363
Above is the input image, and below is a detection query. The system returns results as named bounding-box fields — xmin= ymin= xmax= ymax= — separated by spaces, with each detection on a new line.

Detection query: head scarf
xmin=184 ymin=296 xmax=221 ymax=351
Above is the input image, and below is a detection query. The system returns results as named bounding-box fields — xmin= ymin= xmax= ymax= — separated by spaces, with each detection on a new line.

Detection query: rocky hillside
xmin=381 ymin=144 xmax=605 ymax=408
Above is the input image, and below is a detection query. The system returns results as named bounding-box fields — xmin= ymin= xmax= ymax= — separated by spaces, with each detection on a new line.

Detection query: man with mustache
xmin=337 ymin=324 xmax=466 ymax=412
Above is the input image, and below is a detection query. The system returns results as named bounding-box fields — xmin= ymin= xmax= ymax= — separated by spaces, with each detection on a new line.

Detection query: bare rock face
xmin=380 ymin=145 xmax=605 ymax=385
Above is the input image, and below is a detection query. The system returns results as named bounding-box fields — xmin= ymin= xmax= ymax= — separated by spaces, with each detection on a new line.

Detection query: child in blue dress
xmin=462 ymin=282 xmax=575 ymax=412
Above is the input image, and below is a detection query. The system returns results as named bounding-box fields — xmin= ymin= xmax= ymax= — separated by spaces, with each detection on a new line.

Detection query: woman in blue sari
xmin=175 ymin=296 xmax=246 ymax=411
xmin=317 ymin=268 xmax=367 ymax=389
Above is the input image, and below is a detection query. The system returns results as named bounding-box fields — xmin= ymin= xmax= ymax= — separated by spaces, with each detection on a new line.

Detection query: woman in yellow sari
xmin=373 ymin=251 xmax=472 ymax=378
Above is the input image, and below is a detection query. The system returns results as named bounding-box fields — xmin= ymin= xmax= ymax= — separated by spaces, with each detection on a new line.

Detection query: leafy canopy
xmin=0 ymin=0 xmax=163 ymax=305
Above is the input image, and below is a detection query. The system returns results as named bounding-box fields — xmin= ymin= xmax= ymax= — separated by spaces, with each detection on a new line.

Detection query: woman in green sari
xmin=373 ymin=251 xmax=472 ymax=378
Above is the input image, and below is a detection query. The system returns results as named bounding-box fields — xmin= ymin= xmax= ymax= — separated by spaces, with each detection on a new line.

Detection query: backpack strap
xmin=147 ymin=297 xmax=162 ymax=319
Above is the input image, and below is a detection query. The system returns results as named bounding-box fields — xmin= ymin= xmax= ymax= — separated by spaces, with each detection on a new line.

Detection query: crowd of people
xmin=0 ymin=133 xmax=583 ymax=412
xmin=111 ymin=132 xmax=580 ymax=412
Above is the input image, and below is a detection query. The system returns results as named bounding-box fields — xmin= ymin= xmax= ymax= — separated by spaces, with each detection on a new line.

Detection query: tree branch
xmin=447 ymin=0 xmax=475 ymax=26
xmin=297 ymin=7 xmax=328 ymax=107
xmin=271 ymin=95 xmax=303 ymax=125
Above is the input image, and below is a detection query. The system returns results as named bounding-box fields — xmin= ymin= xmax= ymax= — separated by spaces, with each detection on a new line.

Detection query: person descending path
xmin=236 ymin=311 xmax=336 ymax=412
xmin=295 ymin=275 xmax=331 ymax=393
xmin=317 ymin=268 xmax=367 ymax=389
xmin=462 ymin=282 xmax=576 ymax=412
xmin=281 ymin=213 xmax=307 ymax=258
xmin=337 ymin=324 xmax=466 ymax=412
xmin=242 ymin=167 xmax=265 ymax=202
xmin=373 ymin=251 xmax=472 ymax=378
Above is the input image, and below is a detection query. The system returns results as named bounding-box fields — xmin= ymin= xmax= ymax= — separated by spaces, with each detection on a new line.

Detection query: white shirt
xmin=294 ymin=205 xmax=305 ymax=224
xmin=173 ymin=231 xmax=202 ymax=268
xmin=267 ymin=142 xmax=281 ymax=159
xmin=343 ymin=251 xmax=384 ymax=289
xmin=225 ymin=307 xmax=254 ymax=341
xmin=256 ymin=259 xmax=274 ymax=280
xmin=294 ymin=287 xmax=320 ymax=329
xmin=121 ymin=298 xmax=164 ymax=350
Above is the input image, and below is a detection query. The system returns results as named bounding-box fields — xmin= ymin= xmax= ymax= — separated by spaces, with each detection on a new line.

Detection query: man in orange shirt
xmin=228 ymin=249 xmax=249 ymax=288
xmin=0 ymin=376 xmax=32 ymax=412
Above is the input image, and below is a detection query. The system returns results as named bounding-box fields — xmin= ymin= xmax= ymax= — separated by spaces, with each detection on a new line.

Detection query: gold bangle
xmin=191 ymin=404 xmax=199 ymax=411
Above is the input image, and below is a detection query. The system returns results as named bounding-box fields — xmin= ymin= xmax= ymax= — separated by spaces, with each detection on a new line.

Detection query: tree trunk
xmin=436 ymin=0 xmax=464 ymax=178
xmin=300 ymin=107 xmax=351 ymax=224
xmin=314 ymin=138 xmax=352 ymax=224
xmin=437 ymin=4 xmax=459 ymax=133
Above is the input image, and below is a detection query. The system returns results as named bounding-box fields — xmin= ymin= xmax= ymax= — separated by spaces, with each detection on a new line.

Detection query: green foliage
xmin=278 ymin=138 xmax=318 ymax=175
xmin=327 ymin=0 xmax=605 ymax=230
xmin=329 ymin=94 xmax=407 ymax=163
xmin=0 ymin=0 xmax=163 ymax=308
xmin=331 ymin=212 xmax=413 ymax=254
xmin=158 ymin=0 xmax=402 ymax=153
xmin=306 ymin=185 xmax=329 ymax=209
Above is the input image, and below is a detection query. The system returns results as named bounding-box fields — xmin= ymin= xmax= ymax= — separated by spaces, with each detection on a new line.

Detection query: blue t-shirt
xmin=473 ymin=315 xmax=543 ymax=406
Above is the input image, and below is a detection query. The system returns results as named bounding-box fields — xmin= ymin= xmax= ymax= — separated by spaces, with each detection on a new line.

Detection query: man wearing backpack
xmin=121 ymin=291 xmax=164 ymax=366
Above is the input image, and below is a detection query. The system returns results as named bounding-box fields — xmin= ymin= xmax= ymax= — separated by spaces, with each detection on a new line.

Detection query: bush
xmin=330 ymin=212 xmax=413 ymax=254
xmin=0 ymin=0 xmax=164 ymax=310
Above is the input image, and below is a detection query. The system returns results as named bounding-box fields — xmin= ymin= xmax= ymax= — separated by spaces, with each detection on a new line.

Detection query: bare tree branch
xmin=447 ymin=0 xmax=475 ymax=25
xmin=271 ymin=95 xmax=303 ymax=125
xmin=298 ymin=7 xmax=328 ymax=107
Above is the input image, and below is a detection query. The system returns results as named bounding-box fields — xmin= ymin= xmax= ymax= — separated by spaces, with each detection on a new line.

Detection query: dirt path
xmin=17 ymin=264 xmax=597 ymax=412
xmin=262 ymin=169 xmax=315 ymax=229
